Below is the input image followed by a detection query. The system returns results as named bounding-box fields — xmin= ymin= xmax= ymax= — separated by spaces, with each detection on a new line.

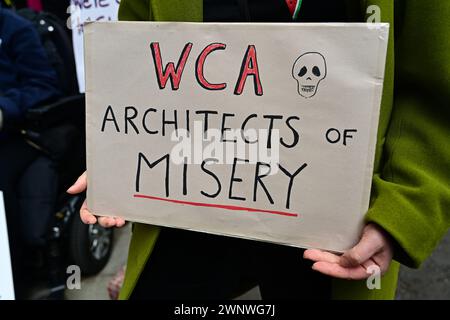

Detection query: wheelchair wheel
xmin=69 ymin=215 xmax=113 ymax=276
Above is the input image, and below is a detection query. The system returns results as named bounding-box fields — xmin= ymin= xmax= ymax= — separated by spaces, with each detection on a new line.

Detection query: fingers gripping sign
xmin=67 ymin=171 xmax=126 ymax=228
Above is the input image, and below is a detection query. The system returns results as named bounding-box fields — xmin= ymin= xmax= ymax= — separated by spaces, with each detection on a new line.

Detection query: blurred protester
xmin=10 ymin=0 xmax=70 ymax=24
xmin=0 ymin=2 xmax=60 ymax=297
xmin=41 ymin=0 xmax=70 ymax=23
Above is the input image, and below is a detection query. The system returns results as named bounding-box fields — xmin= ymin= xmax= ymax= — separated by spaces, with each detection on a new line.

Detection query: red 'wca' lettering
xmin=234 ymin=45 xmax=263 ymax=96
xmin=150 ymin=42 xmax=193 ymax=90
xmin=195 ymin=43 xmax=227 ymax=90
xmin=150 ymin=42 xmax=263 ymax=96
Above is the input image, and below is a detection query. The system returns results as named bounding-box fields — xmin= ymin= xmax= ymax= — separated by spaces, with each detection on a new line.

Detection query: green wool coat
xmin=116 ymin=0 xmax=450 ymax=300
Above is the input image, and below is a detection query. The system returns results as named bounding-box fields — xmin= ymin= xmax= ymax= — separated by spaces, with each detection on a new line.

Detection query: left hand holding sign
xmin=67 ymin=172 xmax=126 ymax=228
xmin=303 ymin=224 xmax=394 ymax=280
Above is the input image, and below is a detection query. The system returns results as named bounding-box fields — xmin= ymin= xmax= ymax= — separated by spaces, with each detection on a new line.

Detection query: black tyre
xmin=69 ymin=215 xmax=113 ymax=276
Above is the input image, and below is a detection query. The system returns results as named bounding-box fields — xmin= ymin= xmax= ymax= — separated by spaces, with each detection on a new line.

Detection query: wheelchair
xmin=15 ymin=9 xmax=114 ymax=299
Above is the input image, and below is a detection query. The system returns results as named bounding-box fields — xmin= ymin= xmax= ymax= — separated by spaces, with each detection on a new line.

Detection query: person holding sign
xmin=69 ymin=0 xmax=450 ymax=299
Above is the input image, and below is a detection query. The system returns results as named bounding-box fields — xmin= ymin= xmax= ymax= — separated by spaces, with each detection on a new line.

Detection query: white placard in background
xmin=70 ymin=0 xmax=121 ymax=92
xmin=0 ymin=192 xmax=15 ymax=300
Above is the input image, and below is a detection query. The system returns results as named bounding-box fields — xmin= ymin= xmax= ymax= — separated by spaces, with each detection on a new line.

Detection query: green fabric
xmin=365 ymin=0 xmax=450 ymax=268
xmin=118 ymin=0 xmax=450 ymax=300
xmin=118 ymin=224 xmax=160 ymax=301
xmin=118 ymin=0 xmax=202 ymax=22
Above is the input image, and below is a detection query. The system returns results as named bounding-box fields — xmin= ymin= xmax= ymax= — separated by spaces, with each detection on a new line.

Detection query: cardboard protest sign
xmin=70 ymin=0 xmax=120 ymax=92
xmin=85 ymin=22 xmax=389 ymax=252
xmin=0 ymin=192 xmax=15 ymax=300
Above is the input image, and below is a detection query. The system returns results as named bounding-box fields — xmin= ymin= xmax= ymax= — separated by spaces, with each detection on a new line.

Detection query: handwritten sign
xmin=85 ymin=22 xmax=389 ymax=252
xmin=70 ymin=0 xmax=120 ymax=92
xmin=0 ymin=192 xmax=15 ymax=300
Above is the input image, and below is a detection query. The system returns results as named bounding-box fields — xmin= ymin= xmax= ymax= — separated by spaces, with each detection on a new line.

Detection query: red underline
xmin=133 ymin=194 xmax=299 ymax=218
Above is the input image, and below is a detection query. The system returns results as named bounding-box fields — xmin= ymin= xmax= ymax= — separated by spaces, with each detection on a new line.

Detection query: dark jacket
xmin=0 ymin=5 xmax=60 ymax=131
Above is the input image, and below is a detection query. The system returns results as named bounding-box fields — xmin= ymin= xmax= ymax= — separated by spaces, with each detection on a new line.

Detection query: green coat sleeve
xmin=118 ymin=0 xmax=153 ymax=21
xmin=118 ymin=0 xmax=202 ymax=22
xmin=365 ymin=0 xmax=450 ymax=268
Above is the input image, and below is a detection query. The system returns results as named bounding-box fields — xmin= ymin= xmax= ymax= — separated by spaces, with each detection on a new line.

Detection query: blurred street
xmin=397 ymin=232 xmax=450 ymax=299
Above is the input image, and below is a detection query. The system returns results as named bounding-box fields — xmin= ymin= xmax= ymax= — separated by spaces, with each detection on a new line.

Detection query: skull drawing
xmin=292 ymin=52 xmax=327 ymax=98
